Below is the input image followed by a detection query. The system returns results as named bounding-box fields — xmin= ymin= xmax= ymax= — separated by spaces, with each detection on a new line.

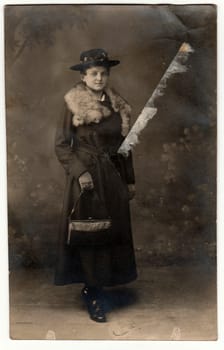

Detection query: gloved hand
xmin=128 ymin=184 xmax=135 ymax=200
xmin=78 ymin=171 xmax=94 ymax=190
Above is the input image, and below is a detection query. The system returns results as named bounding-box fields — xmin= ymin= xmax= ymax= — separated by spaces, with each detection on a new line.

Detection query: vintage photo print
xmin=4 ymin=3 xmax=217 ymax=341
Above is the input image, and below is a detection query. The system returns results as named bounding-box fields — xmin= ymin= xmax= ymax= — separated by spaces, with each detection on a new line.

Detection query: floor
xmin=9 ymin=262 xmax=217 ymax=340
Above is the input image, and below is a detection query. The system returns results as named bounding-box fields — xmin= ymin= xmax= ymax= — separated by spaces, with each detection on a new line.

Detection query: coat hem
xmin=54 ymin=272 xmax=138 ymax=287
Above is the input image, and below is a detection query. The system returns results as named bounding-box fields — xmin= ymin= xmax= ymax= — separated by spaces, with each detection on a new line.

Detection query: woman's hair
xmin=80 ymin=64 xmax=110 ymax=75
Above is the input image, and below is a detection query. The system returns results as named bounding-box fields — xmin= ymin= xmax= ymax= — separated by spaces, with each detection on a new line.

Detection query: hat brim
xmin=70 ymin=59 xmax=120 ymax=71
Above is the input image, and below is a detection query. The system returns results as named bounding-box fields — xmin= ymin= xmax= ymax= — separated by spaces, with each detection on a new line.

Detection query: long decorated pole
xmin=118 ymin=42 xmax=194 ymax=157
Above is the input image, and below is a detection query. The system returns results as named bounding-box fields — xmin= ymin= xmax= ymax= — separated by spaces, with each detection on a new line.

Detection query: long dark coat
xmin=54 ymin=88 xmax=137 ymax=287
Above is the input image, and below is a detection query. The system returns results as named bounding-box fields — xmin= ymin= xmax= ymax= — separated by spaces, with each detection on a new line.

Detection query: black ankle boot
xmin=81 ymin=287 xmax=106 ymax=323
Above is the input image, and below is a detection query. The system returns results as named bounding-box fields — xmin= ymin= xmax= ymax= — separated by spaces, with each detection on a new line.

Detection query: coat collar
xmin=64 ymin=82 xmax=131 ymax=136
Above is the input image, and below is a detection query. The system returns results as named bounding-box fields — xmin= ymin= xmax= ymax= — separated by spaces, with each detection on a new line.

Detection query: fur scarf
xmin=64 ymin=82 xmax=131 ymax=136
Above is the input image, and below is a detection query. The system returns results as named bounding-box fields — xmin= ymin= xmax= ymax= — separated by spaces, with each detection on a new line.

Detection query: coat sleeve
xmin=114 ymin=136 xmax=135 ymax=185
xmin=55 ymin=103 xmax=87 ymax=179
xmin=120 ymin=151 xmax=135 ymax=185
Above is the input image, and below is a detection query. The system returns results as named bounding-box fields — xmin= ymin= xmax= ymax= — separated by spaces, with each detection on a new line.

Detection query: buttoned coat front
xmin=54 ymin=82 xmax=137 ymax=286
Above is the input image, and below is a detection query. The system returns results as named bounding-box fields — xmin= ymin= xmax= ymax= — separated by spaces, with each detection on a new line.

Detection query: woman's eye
xmin=90 ymin=71 xmax=107 ymax=77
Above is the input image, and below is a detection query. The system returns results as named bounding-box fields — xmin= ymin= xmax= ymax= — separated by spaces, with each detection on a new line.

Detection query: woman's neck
xmin=86 ymin=86 xmax=104 ymax=100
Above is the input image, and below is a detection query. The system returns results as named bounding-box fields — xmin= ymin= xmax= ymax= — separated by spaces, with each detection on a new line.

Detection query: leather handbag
xmin=67 ymin=189 xmax=112 ymax=246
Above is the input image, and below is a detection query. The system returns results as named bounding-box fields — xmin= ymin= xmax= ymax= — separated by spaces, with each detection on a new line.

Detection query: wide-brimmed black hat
xmin=70 ymin=48 xmax=120 ymax=71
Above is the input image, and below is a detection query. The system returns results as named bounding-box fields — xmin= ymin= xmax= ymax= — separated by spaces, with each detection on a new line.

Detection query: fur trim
xmin=64 ymin=82 xmax=131 ymax=136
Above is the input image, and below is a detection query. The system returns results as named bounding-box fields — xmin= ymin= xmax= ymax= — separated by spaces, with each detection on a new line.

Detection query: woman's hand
xmin=128 ymin=184 xmax=135 ymax=200
xmin=78 ymin=171 xmax=94 ymax=190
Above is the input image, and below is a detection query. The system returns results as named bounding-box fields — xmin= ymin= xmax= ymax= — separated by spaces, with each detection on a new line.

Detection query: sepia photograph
xmin=4 ymin=3 xmax=217 ymax=341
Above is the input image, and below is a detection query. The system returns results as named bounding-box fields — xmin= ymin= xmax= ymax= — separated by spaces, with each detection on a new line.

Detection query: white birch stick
xmin=118 ymin=42 xmax=194 ymax=157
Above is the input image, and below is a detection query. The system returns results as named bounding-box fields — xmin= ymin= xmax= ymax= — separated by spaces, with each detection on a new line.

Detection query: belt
xmin=75 ymin=142 xmax=122 ymax=202
xmin=75 ymin=141 xmax=118 ymax=159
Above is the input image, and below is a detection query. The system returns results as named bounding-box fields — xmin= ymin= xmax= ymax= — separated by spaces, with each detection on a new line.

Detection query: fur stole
xmin=64 ymin=82 xmax=131 ymax=136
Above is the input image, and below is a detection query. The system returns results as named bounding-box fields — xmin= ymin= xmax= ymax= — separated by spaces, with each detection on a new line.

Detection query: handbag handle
xmin=69 ymin=188 xmax=111 ymax=221
xmin=69 ymin=189 xmax=85 ymax=218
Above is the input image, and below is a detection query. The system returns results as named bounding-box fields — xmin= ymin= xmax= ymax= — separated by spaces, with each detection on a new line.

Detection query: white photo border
xmin=0 ymin=1 xmax=223 ymax=349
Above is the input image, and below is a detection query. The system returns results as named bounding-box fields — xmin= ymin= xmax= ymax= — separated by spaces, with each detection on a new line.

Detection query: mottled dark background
xmin=5 ymin=4 xmax=216 ymax=269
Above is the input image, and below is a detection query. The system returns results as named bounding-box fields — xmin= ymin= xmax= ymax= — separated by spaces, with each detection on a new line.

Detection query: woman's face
xmin=81 ymin=66 xmax=109 ymax=92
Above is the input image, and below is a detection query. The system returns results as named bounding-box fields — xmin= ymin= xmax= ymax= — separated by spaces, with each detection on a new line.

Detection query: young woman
xmin=54 ymin=48 xmax=137 ymax=323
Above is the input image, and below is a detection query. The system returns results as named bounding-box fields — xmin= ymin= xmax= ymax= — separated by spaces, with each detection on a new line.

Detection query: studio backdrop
xmin=5 ymin=4 xmax=216 ymax=268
